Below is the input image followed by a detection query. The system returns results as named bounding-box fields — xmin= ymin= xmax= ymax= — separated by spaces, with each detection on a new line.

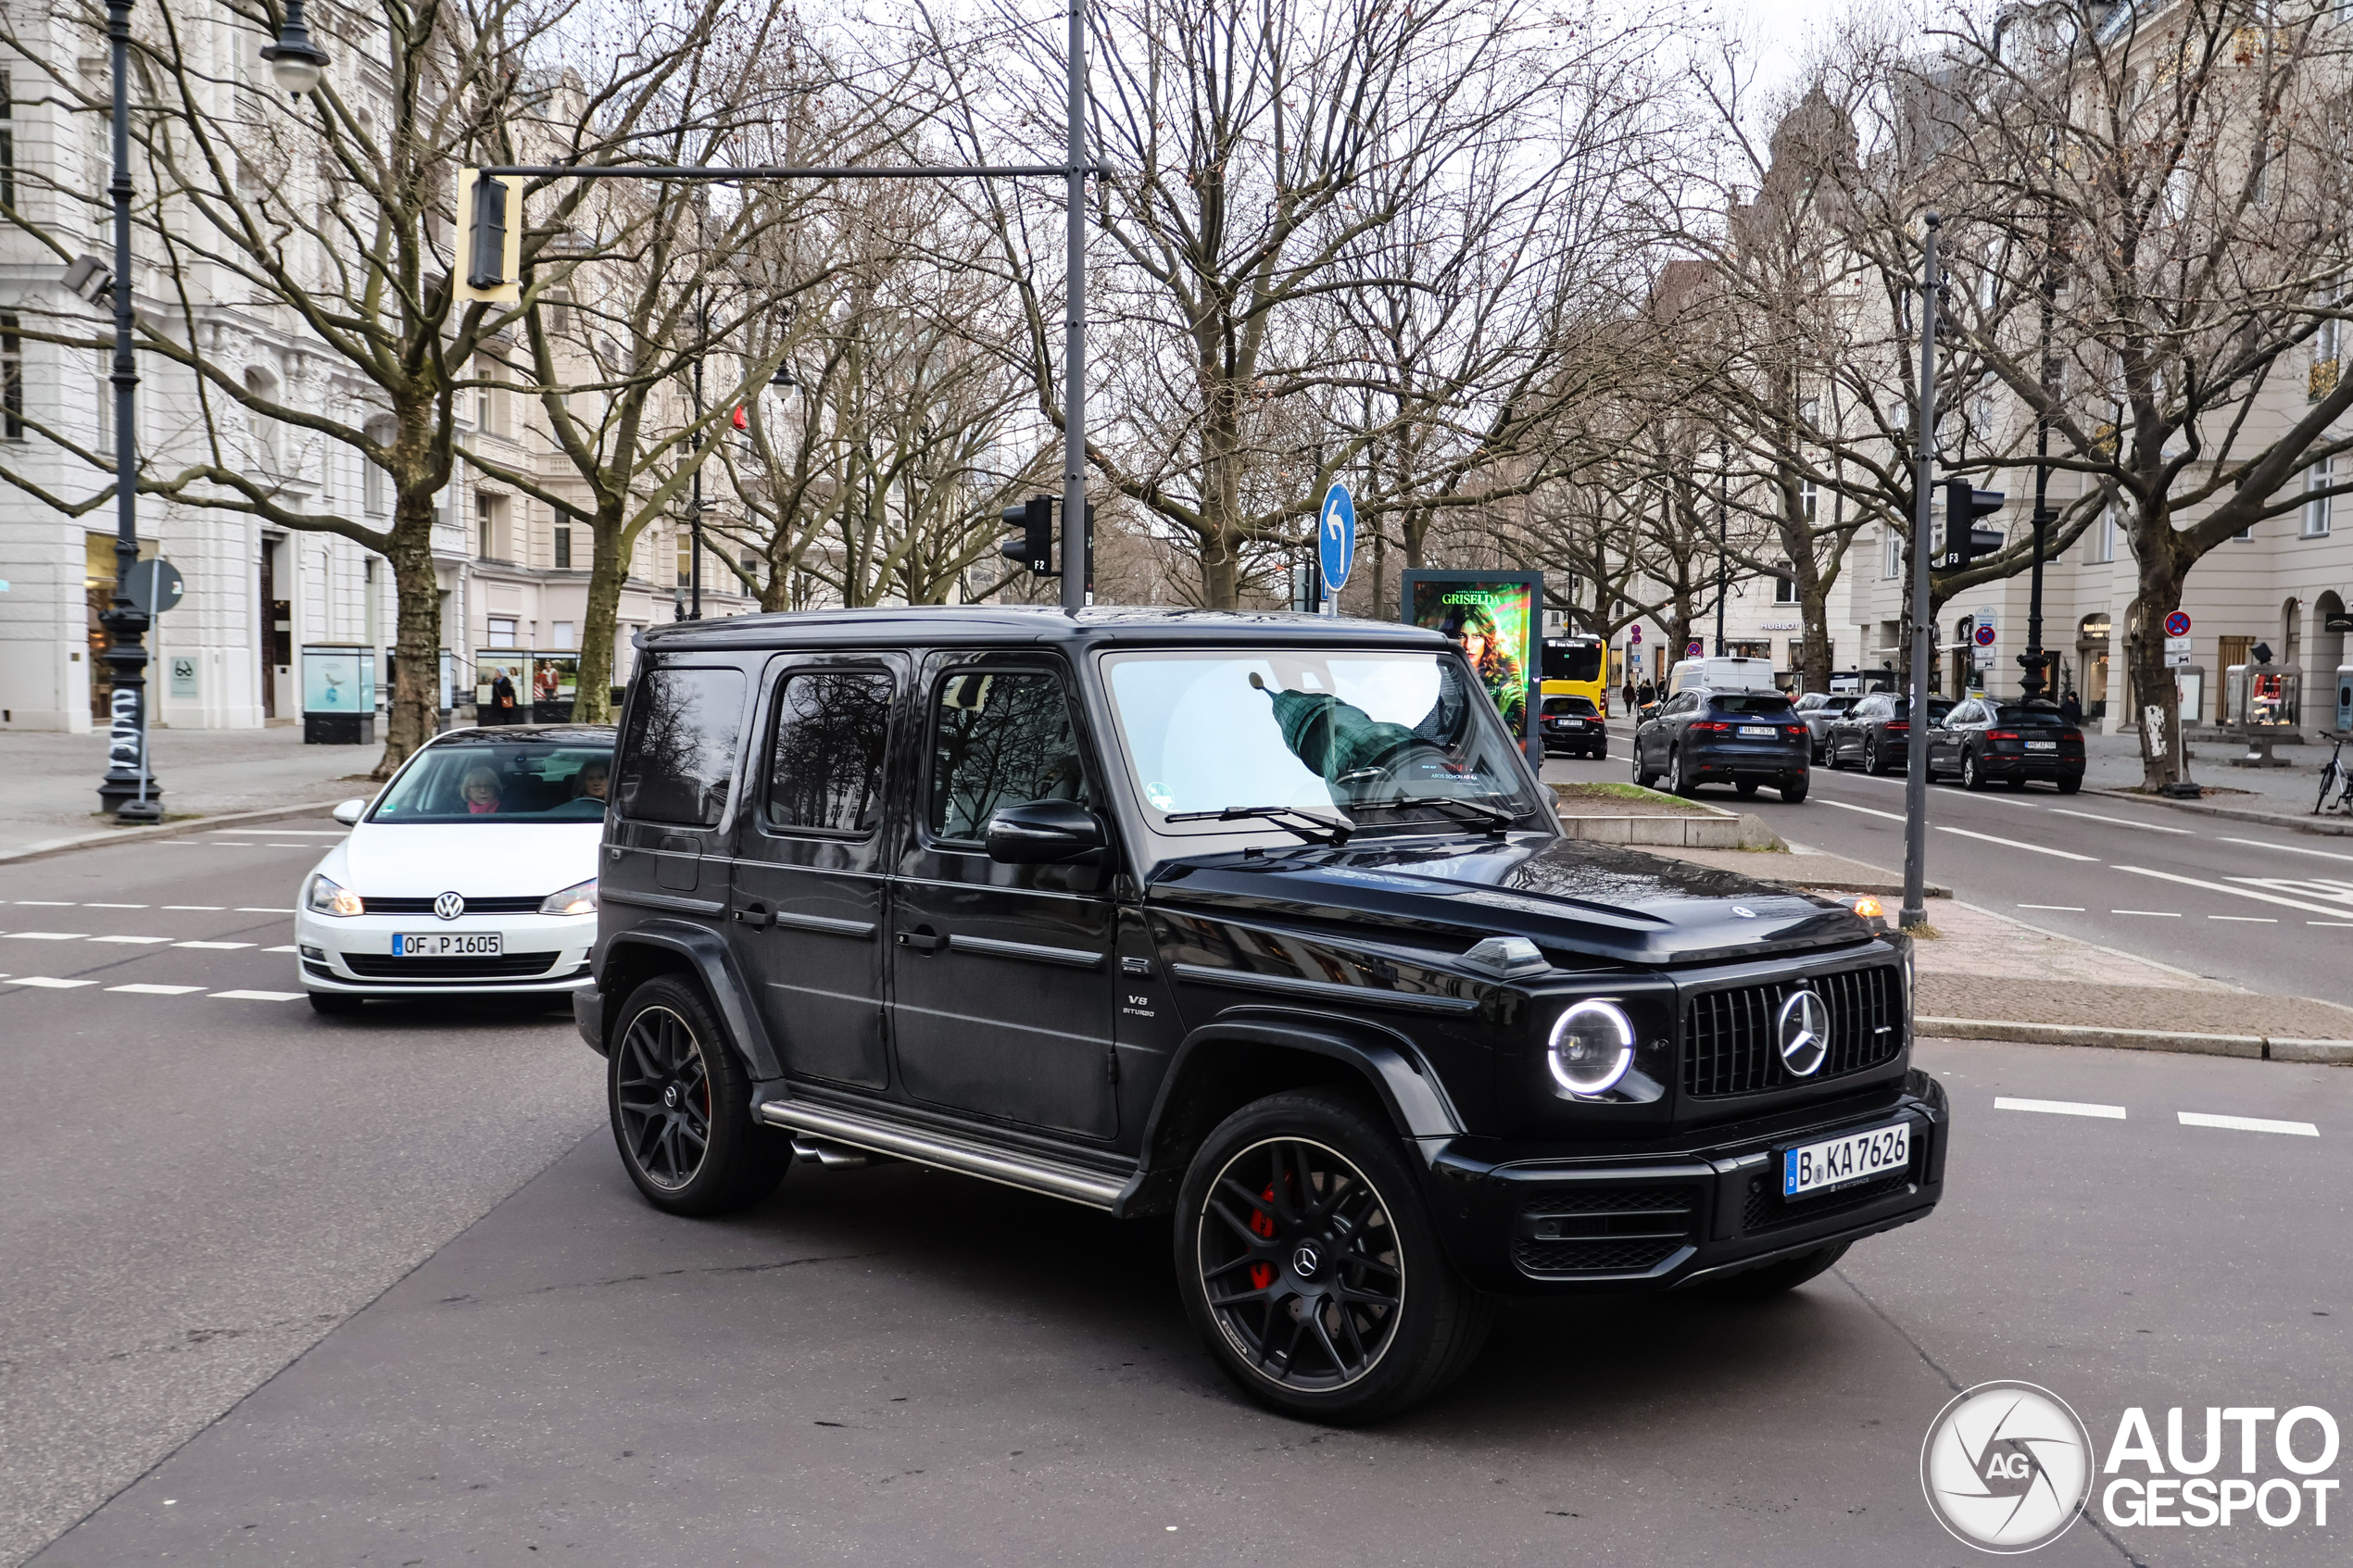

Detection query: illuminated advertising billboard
xmin=1400 ymin=570 xmax=1540 ymax=736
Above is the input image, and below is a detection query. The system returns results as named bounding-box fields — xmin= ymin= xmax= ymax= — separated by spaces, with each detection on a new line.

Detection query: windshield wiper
xmin=1364 ymin=795 xmax=1518 ymax=835
xmin=1164 ymin=805 xmax=1353 ymax=847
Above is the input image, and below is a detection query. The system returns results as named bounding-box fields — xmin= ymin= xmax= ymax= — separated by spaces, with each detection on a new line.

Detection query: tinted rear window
xmin=1706 ymin=693 xmax=1793 ymax=716
xmin=617 ymin=667 xmax=747 ymax=826
xmin=1993 ymin=706 xmax=2067 ymax=727
xmin=1544 ymin=696 xmax=1600 ymax=716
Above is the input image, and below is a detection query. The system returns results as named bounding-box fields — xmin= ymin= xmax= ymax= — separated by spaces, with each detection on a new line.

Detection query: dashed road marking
xmin=205 ymin=829 xmax=346 ymax=837
xmin=1995 ymin=1097 xmax=2127 ymax=1120
xmin=2 ymin=932 xmax=86 ymax=941
xmin=161 ymin=905 xmax=224 ymax=911
xmin=2019 ymin=904 xmax=2085 ymax=910
xmin=1940 ymin=824 xmax=2098 ymax=861
xmin=2111 ymin=909 xmax=2180 ymax=918
xmin=3 ymin=977 xmax=95 ymax=989
xmin=9 ymin=900 xmax=75 ymax=907
xmin=2219 ymin=836 xmax=2353 ymax=864
xmin=2114 ymin=866 xmax=2353 ymax=920
xmin=2048 ymin=808 xmax=2195 ymax=834
xmin=107 ymin=984 xmax=204 ymax=996
xmin=83 ymin=903 xmax=148 ymax=909
xmin=2314 ymin=921 xmax=2353 ymax=928
xmin=172 ymin=941 xmax=255 ymax=950
xmin=265 ymin=945 xmax=299 ymax=953
xmin=87 ymin=935 xmax=170 ymax=945
xmin=234 ymin=907 xmax=296 ymax=914
xmin=2208 ymin=915 xmax=2277 ymax=922
xmin=209 ymin=989 xmax=304 ymax=1002
xmin=2178 ymin=1111 xmax=2319 ymax=1137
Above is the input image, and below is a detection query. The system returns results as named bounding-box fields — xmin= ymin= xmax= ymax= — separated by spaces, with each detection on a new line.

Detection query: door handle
xmin=895 ymin=929 xmax=943 ymax=953
xmin=734 ymin=904 xmax=772 ymax=930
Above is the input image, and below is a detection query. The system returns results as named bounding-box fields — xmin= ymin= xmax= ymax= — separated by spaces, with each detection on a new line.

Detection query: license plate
xmin=1738 ymin=725 xmax=1775 ymax=737
xmin=1783 ymin=1122 xmax=1911 ymax=1198
xmin=392 ymin=932 xmax=503 ymax=957
xmin=2026 ymin=740 xmax=2057 ymax=751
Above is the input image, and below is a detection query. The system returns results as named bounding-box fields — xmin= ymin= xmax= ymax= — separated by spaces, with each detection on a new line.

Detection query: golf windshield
xmin=370 ymin=741 xmax=613 ymax=822
xmin=1102 ymin=650 xmax=1539 ymax=833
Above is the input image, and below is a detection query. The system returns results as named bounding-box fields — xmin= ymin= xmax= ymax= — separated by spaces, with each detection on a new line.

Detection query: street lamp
xmin=258 ymin=0 xmax=332 ymax=99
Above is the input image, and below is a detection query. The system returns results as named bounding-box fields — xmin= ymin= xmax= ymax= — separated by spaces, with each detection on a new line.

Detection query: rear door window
xmin=768 ymin=671 xmax=895 ymax=834
xmin=616 ymin=667 xmax=747 ymax=826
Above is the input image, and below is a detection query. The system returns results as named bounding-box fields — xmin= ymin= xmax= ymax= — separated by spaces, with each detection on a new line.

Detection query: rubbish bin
xmin=301 ymin=645 xmax=376 ymax=745
xmin=2337 ymin=664 xmax=2351 ymax=734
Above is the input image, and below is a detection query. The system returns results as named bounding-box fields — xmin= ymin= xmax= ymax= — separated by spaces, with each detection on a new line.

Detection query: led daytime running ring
xmin=1547 ymin=998 xmax=1635 ymax=1097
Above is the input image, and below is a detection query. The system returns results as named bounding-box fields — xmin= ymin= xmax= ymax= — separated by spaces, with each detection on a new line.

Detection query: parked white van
xmin=1666 ymin=657 xmax=1780 ymax=697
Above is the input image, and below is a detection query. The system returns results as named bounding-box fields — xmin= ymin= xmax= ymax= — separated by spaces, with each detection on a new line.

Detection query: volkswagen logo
xmin=1290 ymin=1243 xmax=1323 ymax=1277
xmin=1920 ymin=1381 xmax=2093 ymax=1553
xmin=1776 ymin=988 xmax=1829 ymax=1076
xmin=433 ymin=891 xmax=466 ymax=922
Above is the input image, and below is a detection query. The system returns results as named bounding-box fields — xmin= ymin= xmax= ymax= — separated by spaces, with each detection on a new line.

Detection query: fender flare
xmin=1139 ymin=1009 xmax=1465 ymax=1173
xmin=599 ymin=921 xmax=783 ymax=1080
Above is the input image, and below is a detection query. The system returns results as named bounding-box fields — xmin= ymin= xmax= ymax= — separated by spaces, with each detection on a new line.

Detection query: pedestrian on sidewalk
xmin=1621 ymin=676 xmax=1637 ymax=716
xmin=2059 ymin=691 xmax=2082 ymax=728
xmin=1636 ymin=679 xmax=1656 ymax=711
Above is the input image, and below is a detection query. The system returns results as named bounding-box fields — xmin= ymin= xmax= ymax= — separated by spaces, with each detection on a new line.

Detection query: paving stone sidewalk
xmin=0 ymin=728 xmax=379 ymax=854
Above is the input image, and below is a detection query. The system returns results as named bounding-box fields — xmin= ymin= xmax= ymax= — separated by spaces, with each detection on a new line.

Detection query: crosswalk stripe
xmin=2 ymin=933 xmax=85 ymax=941
xmin=209 ymin=989 xmax=304 ymax=1002
xmin=1995 ymin=1097 xmax=2127 ymax=1120
xmin=4 ymin=977 xmax=95 ymax=989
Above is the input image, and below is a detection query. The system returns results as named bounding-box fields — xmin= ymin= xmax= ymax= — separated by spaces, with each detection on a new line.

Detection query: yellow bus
xmin=1540 ymin=634 xmax=1609 ymax=716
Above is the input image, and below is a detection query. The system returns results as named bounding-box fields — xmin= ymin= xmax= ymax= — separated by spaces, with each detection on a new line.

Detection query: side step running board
xmin=756 ymin=1099 xmax=1128 ymax=1211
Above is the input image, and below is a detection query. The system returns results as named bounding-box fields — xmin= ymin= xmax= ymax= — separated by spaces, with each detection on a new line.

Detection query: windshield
xmin=1541 ymin=641 xmax=1604 ymax=683
xmin=371 ymin=741 xmax=613 ymax=822
xmin=1103 ymin=650 xmax=1539 ymax=834
xmin=1705 ymin=692 xmax=1793 ymax=716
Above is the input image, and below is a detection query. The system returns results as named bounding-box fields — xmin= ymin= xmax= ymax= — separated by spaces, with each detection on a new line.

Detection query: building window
xmin=1774 ymin=571 xmax=1798 ymax=605
xmin=2305 ymin=458 xmax=2334 ymax=537
xmin=364 ymin=458 xmax=387 ymax=516
xmin=95 ymin=351 xmax=112 ymax=454
xmin=2094 ymin=507 xmax=2117 ymax=562
xmin=485 ymin=617 xmax=518 ymax=648
xmin=676 ymin=530 xmax=694 ymax=586
xmin=551 ymin=621 xmax=576 ymax=649
xmin=1 ymin=314 xmax=21 ymax=439
xmin=1882 ymin=524 xmax=1902 ymax=579
xmin=1798 ymin=479 xmax=1818 ymax=522
xmin=477 ymin=494 xmax=510 ymax=561
xmin=553 ymin=526 xmax=572 ymax=569
xmin=2314 ymin=318 xmax=2341 ymax=402
xmin=1 ymin=68 xmax=15 ymax=214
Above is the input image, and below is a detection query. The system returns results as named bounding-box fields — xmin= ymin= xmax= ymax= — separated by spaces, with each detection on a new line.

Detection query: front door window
xmin=926 ymin=671 xmax=1087 ymax=840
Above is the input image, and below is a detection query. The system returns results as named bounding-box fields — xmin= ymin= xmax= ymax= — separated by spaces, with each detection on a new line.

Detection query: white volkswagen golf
xmin=296 ymin=725 xmax=616 ymax=1014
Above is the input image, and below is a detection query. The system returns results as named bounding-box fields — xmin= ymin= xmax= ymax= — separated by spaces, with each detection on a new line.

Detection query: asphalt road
xmin=6 ymin=822 xmax=2349 ymax=1566
xmin=1551 ymin=732 xmax=2353 ymax=1005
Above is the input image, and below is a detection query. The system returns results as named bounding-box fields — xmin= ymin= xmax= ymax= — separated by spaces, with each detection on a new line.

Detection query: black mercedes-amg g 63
xmin=577 ymin=607 xmax=1945 ymax=1422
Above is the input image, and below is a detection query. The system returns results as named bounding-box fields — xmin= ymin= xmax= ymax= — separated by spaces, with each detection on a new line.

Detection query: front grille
xmin=1683 ymin=965 xmax=1904 ymax=1099
xmin=338 ymin=952 xmax=574 ymax=979
xmin=1512 ymin=1185 xmax=1698 ymax=1277
xmin=359 ymin=896 xmax=548 ymax=915
xmin=1743 ymin=1164 xmax=1917 ymax=1235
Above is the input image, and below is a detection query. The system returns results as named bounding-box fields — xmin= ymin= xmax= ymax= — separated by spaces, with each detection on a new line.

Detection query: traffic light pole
xmin=1059 ymin=0 xmax=1088 ymax=613
xmin=1902 ymin=214 xmax=1939 ymax=932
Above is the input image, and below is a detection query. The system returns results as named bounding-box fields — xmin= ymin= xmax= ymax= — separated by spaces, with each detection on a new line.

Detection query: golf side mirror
xmin=332 ymin=798 xmax=367 ymax=825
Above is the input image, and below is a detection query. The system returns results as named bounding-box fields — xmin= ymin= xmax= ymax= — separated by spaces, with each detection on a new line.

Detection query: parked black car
xmin=577 ymin=608 xmax=1944 ymax=1423
xmin=1541 ymin=694 xmax=1608 ymax=759
xmin=1929 ymin=698 xmax=2086 ymax=793
xmin=1792 ymin=692 xmax=1858 ymax=762
xmin=1822 ymin=694 xmax=1956 ymax=774
xmin=1631 ymin=687 xmax=1811 ymax=802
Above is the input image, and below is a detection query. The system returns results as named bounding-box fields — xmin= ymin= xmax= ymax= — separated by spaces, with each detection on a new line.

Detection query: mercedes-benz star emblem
xmin=1920 ymin=1381 xmax=2093 ymax=1553
xmin=434 ymin=891 xmax=465 ymax=922
xmin=1730 ymin=905 xmax=1757 ymax=918
xmin=1776 ymin=988 xmax=1829 ymax=1076
xmin=1290 ymin=1243 xmax=1322 ymax=1277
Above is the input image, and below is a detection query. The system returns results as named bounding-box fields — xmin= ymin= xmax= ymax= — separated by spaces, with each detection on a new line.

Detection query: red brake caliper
xmin=1248 ymin=1185 xmax=1277 ymax=1289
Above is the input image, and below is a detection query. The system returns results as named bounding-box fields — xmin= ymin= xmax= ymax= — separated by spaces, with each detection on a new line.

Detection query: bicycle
xmin=2318 ymin=737 xmax=2353 ymax=815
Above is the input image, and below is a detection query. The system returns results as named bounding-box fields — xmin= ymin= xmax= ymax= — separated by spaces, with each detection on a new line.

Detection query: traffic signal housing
xmin=1000 ymin=495 xmax=1057 ymax=575
xmin=1940 ymin=479 xmax=2006 ymax=570
xmin=452 ymin=169 xmax=522 ymax=305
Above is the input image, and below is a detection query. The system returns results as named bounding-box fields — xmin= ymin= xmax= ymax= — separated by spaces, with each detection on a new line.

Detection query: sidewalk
xmin=0 ymin=728 xmax=378 ymax=854
xmin=2079 ymin=727 xmax=2353 ymax=834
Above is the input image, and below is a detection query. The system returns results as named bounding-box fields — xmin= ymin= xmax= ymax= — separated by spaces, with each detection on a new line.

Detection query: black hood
xmin=1147 ymin=835 xmax=1871 ymax=967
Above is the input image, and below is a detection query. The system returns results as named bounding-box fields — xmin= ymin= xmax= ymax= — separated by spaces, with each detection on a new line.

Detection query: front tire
xmin=1176 ymin=1090 xmax=1491 ymax=1424
xmin=609 ymin=976 xmax=789 ymax=1216
xmin=1670 ymin=746 xmax=1696 ymax=797
xmin=1697 ymin=1242 xmax=1849 ymax=1301
xmin=1634 ymin=749 xmax=1658 ymax=789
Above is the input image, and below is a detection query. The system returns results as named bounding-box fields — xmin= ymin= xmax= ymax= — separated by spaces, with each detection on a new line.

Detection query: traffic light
xmin=452 ymin=169 xmax=521 ymax=305
xmin=1000 ymin=495 xmax=1057 ymax=574
xmin=1940 ymin=479 xmax=2005 ymax=569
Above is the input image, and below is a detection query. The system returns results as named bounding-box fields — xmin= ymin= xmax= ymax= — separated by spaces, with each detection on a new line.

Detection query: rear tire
xmin=2057 ymin=774 xmax=2082 ymax=795
xmin=1592 ymin=740 xmax=1608 ymax=760
xmin=1698 ymin=1242 xmax=1849 ymax=1301
xmin=1963 ymin=751 xmax=1988 ymax=791
xmin=609 ymin=976 xmax=789 ymax=1216
xmin=308 ymin=991 xmax=365 ymax=1016
xmin=1175 ymin=1089 xmax=1491 ymax=1424
xmin=1735 ymin=780 xmax=1759 ymax=798
xmin=1864 ymin=738 xmax=1891 ymax=776
xmin=1780 ymin=778 xmax=1808 ymax=803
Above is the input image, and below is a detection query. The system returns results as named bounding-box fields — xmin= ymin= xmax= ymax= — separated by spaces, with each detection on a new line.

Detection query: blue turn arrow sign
xmin=1318 ymin=483 xmax=1355 ymax=600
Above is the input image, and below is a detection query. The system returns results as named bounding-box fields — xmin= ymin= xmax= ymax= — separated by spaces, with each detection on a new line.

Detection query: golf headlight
xmin=1547 ymin=999 xmax=1635 ymax=1097
xmin=539 ymin=878 xmax=598 ymax=916
xmin=307 ymin=874 xmax=363 ymax=917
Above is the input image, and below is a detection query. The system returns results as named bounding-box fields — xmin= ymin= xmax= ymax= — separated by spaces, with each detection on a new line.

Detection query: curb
xmin=1918 ymin=1015 xmax=2353 ymax=1064
xmin=2082 ymin=785 xmax=2353 ymax=837
xmin=0 ymin=800 xmax=356 ymax=867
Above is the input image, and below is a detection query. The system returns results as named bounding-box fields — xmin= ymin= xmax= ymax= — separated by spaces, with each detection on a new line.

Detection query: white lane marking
xmin=10 ymin=900 xmax=74 ymax=907
xmin=2219 ymin=836 xmax=2353 ymax=864
xmin=234 ymin=907 xmax=296 ymax=913
xmin=204 ymin=829 xmax=346 ymax=836
xmin=2113 ymin=866 xmax=2353 ymax=920
xmin=87 ymin=935 xmax=171 ymax=945
xmin=162 ymin=905 xmax=224 ymax=911
xmin=2046 ymin=808 xmax=2193 ymax=834
xmin=2 ymin=933 xmax=86 ymax=941
xmin=265 ymin=945 xmax=299 ymax=953
xmin=107 ymin=984 xmax=205 ymax=996
xmin=4 ymin=976 xmax=95 ymax=989
xmin=172 ymin=941 xmax=256 ymax=950
xmin=2208 ymin=915 xmax=2278 ymax=922
xmin=1996 ymin=1097 xmax=2128 ymax=1120
xmin=2179 ymin=1111 xmax=2319 ymax=1137
xmin=83 ymin=903 xmax=148 ymax=909
xmin=1824 ymin=799 xmax=1906 ymax=822
xmin=264 ymin=844 xmax=307 ymax=848
xmin=2111 ymin=909 xmax=2181 ymax=917
xmin=2314 ymin=921 xmax=2353 ymax=928
xmin=2227 ymin=874 xmax=2353 ymax=909
xmin=2019 ymin=904 xmax=2085 ymax=910
xmin=210 ymin=989 xmax=304 ymax=1002
xmin=1938 ymin=823 xmax=2098 ymax=861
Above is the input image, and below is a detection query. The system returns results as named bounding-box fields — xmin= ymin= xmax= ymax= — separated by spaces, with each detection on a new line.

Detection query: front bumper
xmin=294 ymin=909 xmax=596 ymax=996
xmin=1418 ymin=1073 xmax=1948 ymax=1296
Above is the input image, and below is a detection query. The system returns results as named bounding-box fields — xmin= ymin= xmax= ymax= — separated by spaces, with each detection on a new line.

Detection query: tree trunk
xmin=2126 ymin=551 xmax=2188 ymax=792
xmin=573 ymin=507 xmax=633 ymax=724
xmin=374 ymin=502 xmax=445 ymax=781
xmin=1798 ymin=582 xmax=1833 ymax=692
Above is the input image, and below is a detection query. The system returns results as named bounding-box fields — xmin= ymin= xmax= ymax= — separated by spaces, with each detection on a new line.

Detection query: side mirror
xmin=332 ymin=798 xmax=368 ymax=826
xmin=984 ymin=798 xmax=1107 ymax=865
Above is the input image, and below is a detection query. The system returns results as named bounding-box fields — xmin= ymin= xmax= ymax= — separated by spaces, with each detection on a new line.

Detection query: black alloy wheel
xmin=608 ymin=976 xmax=788 ymax=1215
xmin=1865 ymin=736 xmax=1891 ymax=775
xmin=1670 ymin=746 xmax=1695 ymax=797
xmin=1633 ymin=746 xmax=1658 ymax=789
xmin=1176 ymin=1092 xmax=1490 ymax=1423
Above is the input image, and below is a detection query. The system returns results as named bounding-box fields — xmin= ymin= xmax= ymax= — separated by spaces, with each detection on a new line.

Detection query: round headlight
xmin=1547 ymin=999 xmax=1634 ymax=1097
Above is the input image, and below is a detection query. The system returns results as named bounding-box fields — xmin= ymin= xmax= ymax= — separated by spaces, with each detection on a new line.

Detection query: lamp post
xmin=1714 ymin=437 xmax=1729 ymax=657
xmin=2021 ymin=131 xmax=2057 ymax=702
xmin=1901 ymin=213 xmax=1941 ymax=932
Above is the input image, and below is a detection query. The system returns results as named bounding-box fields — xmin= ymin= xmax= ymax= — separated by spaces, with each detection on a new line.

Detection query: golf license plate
xmin=1738 ymin=724 xmax=1776 ymax=737
xmin=1783 ymin=1122 xmax=1910 ymax=1198
xmin=392 ymin=932 xmax=502 ymax=958
xmin=2026 ymin=740 xmax=2058 ymax=750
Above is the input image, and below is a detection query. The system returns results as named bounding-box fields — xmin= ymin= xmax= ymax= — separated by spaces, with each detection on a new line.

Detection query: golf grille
xmin=1682 ymin=965 xmax=1904 ymax=1098
xmin=336 ymin=952 xmax=575 ymax=979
